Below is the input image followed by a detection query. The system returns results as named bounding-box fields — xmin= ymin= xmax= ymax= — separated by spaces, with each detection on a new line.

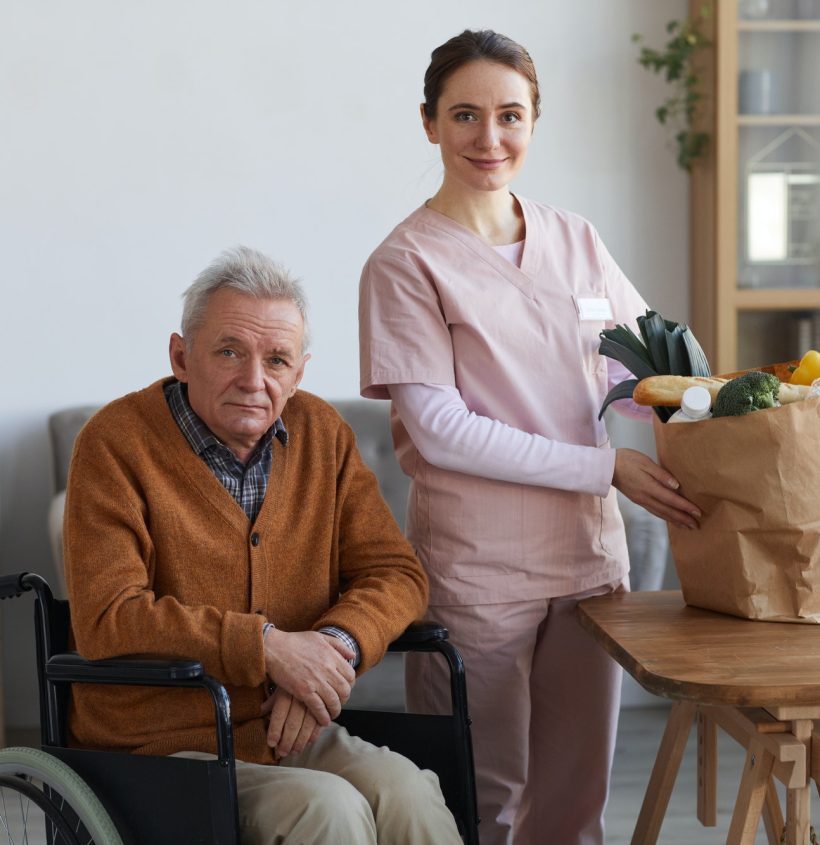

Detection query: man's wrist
xmin=319 ymin=625 xmax=361 ymax=668
xmin=262 ymin=623 xmax=276 ymax=694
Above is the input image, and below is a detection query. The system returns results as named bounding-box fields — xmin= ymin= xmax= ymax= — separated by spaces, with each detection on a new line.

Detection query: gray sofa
xmin=47 ymin=399 xmax=409 ymax=593
xmin=47 ymin=397 xmax=410 ymax=710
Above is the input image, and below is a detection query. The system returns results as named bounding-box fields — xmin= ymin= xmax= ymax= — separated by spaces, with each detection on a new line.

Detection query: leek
xmin=598 ymin=310 xmax=711 ymax=421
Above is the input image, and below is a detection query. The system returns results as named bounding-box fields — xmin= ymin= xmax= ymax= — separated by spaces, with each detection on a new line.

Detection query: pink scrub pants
xmin=405 ymin=581 xmax=623 ymax=845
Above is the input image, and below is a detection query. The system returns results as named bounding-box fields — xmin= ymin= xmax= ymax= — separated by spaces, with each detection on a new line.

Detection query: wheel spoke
xmin=17 ymin=788 xmax=28 ymax=845
xmin=0 ymin=786 xmax=13 ymax=843
xmin=16 ymin=787 xmax=28 ymax=845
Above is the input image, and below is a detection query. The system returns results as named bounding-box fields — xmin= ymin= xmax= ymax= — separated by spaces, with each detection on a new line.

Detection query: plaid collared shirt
xmin=165 ymin=380 xmax=286 ymax=522
xmin=164 ymin=380 xmax=359 ymax=666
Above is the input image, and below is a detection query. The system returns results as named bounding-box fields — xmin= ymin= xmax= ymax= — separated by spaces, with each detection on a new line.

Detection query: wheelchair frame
xmin=1 ymin=571 xmax=480 ymax=844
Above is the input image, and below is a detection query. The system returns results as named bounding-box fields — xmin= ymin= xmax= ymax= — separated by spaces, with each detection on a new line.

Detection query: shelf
xmin=734 ymin=288 xmax=820 ymax=310
xmin=689 ymin=0 xmax=820 ymax=373
xmin=738 ymin=20 xmax=820 ymax=32
xmin=737 ymin=114 xmax=820 ymax=125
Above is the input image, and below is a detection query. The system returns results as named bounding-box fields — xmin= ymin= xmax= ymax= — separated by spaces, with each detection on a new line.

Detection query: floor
xmin=3 ymin=706 xmax=791 ymax=844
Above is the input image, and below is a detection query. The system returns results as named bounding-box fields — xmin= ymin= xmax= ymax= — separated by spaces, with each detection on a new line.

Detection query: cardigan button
xmin=250 ymin=532 xmax=260 ymax=547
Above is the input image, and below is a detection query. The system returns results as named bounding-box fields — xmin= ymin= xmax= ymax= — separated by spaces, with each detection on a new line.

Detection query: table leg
xmin=785 ymin=788 xmax=810 ymax=845
xmin=761 ymin=776 xmax=784 ymax=845
xmin=698 ymin=709 xmax=718 ymax=826
xmin=631 ymin=700 xmax=696 ymax=845
xmin=784 ymin=720 xmax=813 ymax=845
xmin=726 ymin=739 xmax=775 ymax=845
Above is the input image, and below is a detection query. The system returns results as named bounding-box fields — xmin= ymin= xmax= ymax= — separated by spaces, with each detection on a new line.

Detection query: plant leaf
xmin=598 ymin=379 xmax=640 ymax=420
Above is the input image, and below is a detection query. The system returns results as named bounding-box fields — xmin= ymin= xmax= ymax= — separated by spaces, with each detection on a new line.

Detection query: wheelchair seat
xmin=0 ymin=571 xmax=479 ymax=844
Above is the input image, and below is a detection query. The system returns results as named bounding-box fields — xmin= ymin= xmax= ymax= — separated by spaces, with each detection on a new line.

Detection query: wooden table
xmin=577 ymin=591 xmax=820 ymax=845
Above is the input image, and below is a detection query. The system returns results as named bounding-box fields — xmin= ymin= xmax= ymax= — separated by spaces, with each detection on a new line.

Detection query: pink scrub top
xmin=359 ymin=196 xmax=649 ymax=605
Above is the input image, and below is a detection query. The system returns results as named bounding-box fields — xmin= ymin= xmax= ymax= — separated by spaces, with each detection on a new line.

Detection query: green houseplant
xmin=632 ymin=6 xmax=711 ymax=172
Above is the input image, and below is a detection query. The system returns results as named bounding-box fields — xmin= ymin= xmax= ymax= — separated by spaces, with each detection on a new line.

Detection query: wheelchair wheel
xmin=0 ymin=746 xmax=123 ymax=844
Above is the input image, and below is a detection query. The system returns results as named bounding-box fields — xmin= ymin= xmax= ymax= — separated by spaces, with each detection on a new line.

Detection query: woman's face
xmin=422 ymin=60 xmax=535 ymax=196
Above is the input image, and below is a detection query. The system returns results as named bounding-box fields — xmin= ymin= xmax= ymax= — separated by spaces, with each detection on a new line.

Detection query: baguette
xmin=633 ymin=375 xmax=810 ymax=407
xmin=633 ymin=376 xmax=728 ymax=406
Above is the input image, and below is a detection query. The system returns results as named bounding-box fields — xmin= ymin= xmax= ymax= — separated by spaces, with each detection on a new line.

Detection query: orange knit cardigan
xmin=64 ymin=379 xmax=427 ymax=763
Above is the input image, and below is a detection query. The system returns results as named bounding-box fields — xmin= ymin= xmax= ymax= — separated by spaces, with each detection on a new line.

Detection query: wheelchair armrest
xmin=388 ymin=621 xmax=449 ymax=653
xmin=46 ymin=652 xmax=205 ymax=684
xmin=43 ymin=652 xmax=235 ymax=766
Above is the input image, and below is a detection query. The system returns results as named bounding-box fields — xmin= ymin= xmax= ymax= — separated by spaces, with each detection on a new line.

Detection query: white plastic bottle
xmin=668 ymin=385 xmax=713 ymax=423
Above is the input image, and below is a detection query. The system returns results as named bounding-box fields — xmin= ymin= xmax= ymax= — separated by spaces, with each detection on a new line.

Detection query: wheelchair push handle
xmin=0 ymin=572 xmax=33 ymax=600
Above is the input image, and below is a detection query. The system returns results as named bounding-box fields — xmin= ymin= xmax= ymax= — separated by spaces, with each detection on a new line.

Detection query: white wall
xmin=0 ymin=0 xmax=689 ymax=727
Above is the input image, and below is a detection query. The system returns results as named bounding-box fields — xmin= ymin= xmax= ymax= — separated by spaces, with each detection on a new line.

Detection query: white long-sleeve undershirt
xmin=387 ymin=365 xmax=649 ymax=499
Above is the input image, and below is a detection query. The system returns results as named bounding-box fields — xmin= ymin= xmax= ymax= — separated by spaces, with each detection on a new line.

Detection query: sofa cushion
xmin=49 ymin=406 xmax=100 ymax=492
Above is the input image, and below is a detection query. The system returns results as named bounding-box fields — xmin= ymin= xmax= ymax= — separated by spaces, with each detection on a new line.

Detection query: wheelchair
xmin=0 ymin=572 xmax=480 ymax=844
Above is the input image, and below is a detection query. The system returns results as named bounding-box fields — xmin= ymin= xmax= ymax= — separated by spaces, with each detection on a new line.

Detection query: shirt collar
xmin=164 ymin=380 xmax=288 ymax=459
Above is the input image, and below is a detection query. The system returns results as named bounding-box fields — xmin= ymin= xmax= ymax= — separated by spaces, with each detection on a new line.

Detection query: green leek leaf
xmin=681 ymin=326 xmax=711 ymax=376
xmin=665 ymin=324 xmax=687 ymax=374
xmin=641 ymin=311 xmax=671 ymax=373
xmin=597 ymin=337 xmax=659 ymax=381
xmin=598 ymin=379 xmax=639 ymax=420
xmin=599 ymin=325 xmax=654 ymax=369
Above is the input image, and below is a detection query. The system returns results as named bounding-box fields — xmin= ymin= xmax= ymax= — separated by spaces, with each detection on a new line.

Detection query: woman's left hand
xmin=612 ymin=448 xmax=701 ymax=529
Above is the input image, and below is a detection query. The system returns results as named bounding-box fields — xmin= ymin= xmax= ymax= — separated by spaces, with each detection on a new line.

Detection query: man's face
xmin=169 ymin=288 xmax=308 ymax=463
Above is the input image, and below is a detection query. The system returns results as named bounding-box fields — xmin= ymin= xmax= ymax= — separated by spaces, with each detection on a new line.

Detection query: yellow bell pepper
xmin=790 ymin=349 xmax=820 ymax=385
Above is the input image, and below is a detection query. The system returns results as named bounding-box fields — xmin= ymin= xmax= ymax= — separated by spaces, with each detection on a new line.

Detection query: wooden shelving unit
xmin=738 ymin=115 xmax=820 ymax=125
xmin=689 ymin=1 xmax=820 ymax=374
xmin=737 ymin=19 xmax=820 ymax=31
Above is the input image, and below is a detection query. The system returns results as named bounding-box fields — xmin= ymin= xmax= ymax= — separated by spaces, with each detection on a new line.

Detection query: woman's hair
xmin=181 ymin=245 xmax=310 ymax=351
xmin=422 ymin=30 xmax=541 ymax=120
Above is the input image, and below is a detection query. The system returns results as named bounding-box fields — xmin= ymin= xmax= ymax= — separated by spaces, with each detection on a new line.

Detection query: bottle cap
xmin=680 ymin=385 xmax=712 ymax=419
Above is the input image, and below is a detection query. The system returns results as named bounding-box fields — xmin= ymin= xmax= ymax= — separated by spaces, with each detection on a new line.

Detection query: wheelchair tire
xmin=0 ymin=746 xmax=124 ymax=844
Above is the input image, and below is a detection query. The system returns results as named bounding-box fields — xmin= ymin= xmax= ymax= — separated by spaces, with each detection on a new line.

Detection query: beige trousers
xmin=176 ymin=723 xmax=462 ymax=845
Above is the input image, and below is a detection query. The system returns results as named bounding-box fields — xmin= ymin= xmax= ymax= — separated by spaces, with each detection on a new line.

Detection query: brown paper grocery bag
xmin=652 ymin=394 xmax=820 ymax=623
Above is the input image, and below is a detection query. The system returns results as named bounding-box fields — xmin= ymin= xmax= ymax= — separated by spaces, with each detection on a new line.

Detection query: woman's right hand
xmin=612 ymin=448 xmax=701 ymax=530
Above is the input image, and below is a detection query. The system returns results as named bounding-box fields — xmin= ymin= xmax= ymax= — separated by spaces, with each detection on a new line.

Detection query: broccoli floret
xmin=712 ymin=371 xmax=781 ymax=418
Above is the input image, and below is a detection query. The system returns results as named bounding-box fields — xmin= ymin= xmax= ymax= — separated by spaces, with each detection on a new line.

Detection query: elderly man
xmin=63 ymin=246 xmax=462 ymax=845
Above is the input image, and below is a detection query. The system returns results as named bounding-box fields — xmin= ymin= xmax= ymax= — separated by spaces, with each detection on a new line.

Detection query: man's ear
xmin=420 ymin=104 xmax=438 ymax=144
xmin=169 ymin=333 xmax=189 ymax=382
xmin=291 ymin=353 xmax=311 ymax=395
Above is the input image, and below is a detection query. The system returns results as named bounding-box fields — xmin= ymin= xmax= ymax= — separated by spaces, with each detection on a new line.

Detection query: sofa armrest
xmin=47 ymin=490 xmax=67 ymax=597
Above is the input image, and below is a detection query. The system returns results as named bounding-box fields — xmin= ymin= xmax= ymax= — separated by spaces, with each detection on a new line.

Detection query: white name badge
xmin=576 ymin=297 xmax=613 ymax=321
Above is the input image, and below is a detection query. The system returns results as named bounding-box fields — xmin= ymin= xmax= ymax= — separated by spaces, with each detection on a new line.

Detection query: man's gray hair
xmin=181 ymin=246 xmax=310 ymax=350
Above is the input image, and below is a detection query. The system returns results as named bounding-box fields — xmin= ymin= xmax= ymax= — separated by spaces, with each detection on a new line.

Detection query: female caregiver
xmin=358 ymin=30 xmax=701 ymax=845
